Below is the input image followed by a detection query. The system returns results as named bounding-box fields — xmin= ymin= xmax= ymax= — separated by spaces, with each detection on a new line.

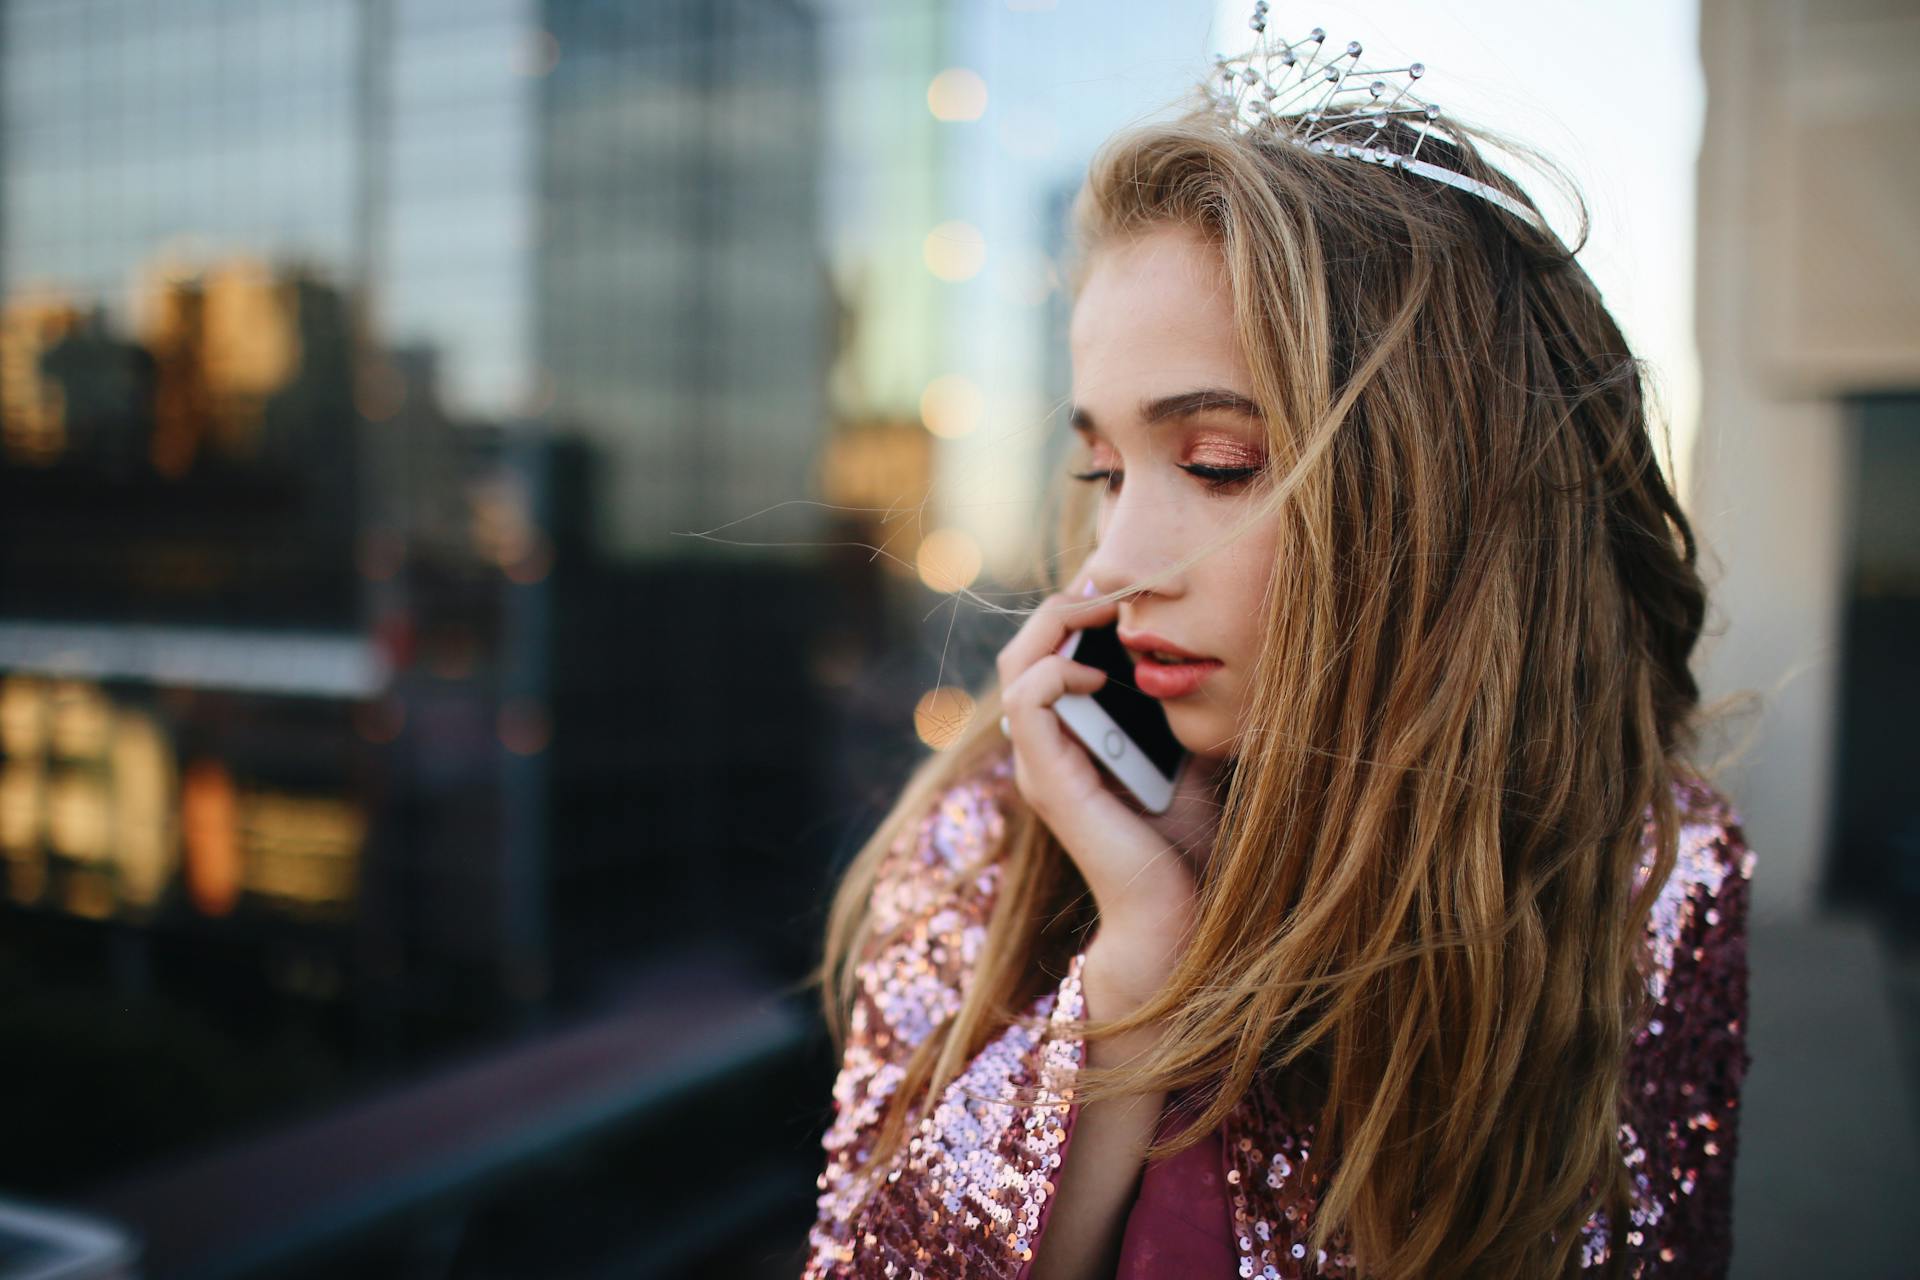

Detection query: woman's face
xmin=1067 ymin=223 xmax=1280 ymax=761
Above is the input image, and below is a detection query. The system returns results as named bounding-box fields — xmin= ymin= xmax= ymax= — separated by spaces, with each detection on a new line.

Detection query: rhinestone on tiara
xmin=1208 ymin=2 xmax=1549 ymax=234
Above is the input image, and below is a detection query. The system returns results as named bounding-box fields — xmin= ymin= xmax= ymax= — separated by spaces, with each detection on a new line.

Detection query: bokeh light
xmin=920 ymin=373 xmax=984 ymax=438
xmin=915 ymin=528 xmax=983 ymax=594
xmin=923 ymin=220 xmax=987 ymax=282
xmin=912 ymin=686 xmax=975 ymax=751
xmin=927 ymin=68 xmax=988 ymax=122
xmin=498 ymin=698 xmax=552 ymax=756
xmin=181 ymin=760 xmax=242 ymax=919
xmin=520 ymin=29 xmax=559 ymax=77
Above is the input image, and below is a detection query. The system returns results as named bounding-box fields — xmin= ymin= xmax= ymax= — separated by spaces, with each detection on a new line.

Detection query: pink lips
xmin=1131 ymin=656 xmax=1223 ymax=699
xmin=1115 ymin=628 xmax=1213 ymax=663
xmin=1114 ymin=627 xmax=1222 ymax=700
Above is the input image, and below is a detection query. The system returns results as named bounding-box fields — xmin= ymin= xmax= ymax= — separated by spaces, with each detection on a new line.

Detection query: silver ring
xmin=999 ymin=715 xmax=1012 ymax=738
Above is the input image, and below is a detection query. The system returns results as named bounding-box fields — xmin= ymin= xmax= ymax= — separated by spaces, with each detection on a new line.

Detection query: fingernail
xmin=1080 ymin=580 xmax=1097 ymax=598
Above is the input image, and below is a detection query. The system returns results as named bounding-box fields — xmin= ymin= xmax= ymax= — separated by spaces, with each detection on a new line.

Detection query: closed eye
xmin=1069 ymin=463 xmax=1262 ymax=492
xmin=1182 ymin=463 xmax=1262 ymax=490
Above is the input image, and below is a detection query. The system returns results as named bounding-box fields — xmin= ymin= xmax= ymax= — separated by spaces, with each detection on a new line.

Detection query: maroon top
xmin=1116 ymin=1101 xmax=1236 ymax=1277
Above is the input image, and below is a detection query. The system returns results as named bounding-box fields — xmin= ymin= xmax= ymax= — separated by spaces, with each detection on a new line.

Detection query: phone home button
xmin=1102 ymin=729 xmax=1125 ymax=759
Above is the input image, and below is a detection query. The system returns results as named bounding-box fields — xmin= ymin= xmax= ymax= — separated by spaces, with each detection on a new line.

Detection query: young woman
xmin=802 ymin=37 xmax=1752 ymax=1280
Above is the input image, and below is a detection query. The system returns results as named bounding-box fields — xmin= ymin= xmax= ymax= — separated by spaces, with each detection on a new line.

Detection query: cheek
xmin=1209 ymin=531 xmax=1278 ymax=670
xmin=1221 ymin=538 xmax=1276 ymax=622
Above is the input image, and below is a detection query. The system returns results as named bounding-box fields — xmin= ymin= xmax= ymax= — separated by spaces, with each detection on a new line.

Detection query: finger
xmin=996 ymin=586 xmax=1122 ymax=686
xmin=1003 ymin=656 xmax=1109 ymax=755
xmin=996 ymin=591 xmax=1078 ymax=687
xmin=1011 ymin=653 xmax=1110 ymax=709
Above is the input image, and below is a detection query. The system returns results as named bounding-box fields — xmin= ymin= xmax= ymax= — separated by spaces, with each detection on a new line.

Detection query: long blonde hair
xmin=815 ymin=99 xmax=1706 ymax=1280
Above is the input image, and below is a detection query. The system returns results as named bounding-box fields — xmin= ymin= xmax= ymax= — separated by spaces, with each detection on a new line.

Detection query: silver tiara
xmin=1208 ymin=2 xmax=1548 ymax=234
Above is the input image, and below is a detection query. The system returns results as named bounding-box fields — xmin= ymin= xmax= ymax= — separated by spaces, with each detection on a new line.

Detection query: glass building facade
xmin=0 ymin=0 xmax=849 ymax=1272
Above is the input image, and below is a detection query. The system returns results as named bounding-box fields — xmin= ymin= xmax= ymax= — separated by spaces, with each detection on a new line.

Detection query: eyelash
xmin=1069 ymin=463 xmax=1263 ymax=492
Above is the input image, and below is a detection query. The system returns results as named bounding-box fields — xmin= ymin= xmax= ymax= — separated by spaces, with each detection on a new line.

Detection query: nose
xmin=1078 ymin=481 xmax=1186 ymax=602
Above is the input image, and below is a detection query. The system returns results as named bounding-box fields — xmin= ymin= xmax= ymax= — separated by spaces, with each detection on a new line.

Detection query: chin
xmin=1166 ymin=707 xmax=1236 ymax=760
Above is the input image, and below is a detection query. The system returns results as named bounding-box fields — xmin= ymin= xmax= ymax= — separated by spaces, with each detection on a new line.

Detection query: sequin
xmin=803 ymin=751 xmax=1753 ymax=1278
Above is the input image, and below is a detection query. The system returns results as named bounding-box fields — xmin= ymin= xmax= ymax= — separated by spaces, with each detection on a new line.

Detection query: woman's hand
xmin=1004 ymin=582 xmax=1232 ymax=1280
xmin=996 ymin=580 xmax=1222 ymax=994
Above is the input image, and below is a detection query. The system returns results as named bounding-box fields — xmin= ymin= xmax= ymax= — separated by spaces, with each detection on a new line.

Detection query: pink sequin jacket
xmin=803 ymin=746 xmax=1754 ymax=1279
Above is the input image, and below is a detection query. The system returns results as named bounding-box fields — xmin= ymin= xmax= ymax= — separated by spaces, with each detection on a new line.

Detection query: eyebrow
xmin=1068 ymin=387 xmax=1262 ymax=434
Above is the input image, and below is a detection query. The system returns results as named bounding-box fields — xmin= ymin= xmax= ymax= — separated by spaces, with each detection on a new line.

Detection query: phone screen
xmin=1071 ymin=623 xmax=1188 ymax=779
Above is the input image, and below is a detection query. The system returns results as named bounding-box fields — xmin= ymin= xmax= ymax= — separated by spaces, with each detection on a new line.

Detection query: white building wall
xmin=1691 ymin=0 xmax=1920 ymax=919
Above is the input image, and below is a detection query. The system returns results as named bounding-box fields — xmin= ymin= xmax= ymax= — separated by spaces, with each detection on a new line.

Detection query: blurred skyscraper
xmin=0 ymin=0 xmax=842 ymax=1272
xmin=537 ymin=0 xmax=827 ymax=559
